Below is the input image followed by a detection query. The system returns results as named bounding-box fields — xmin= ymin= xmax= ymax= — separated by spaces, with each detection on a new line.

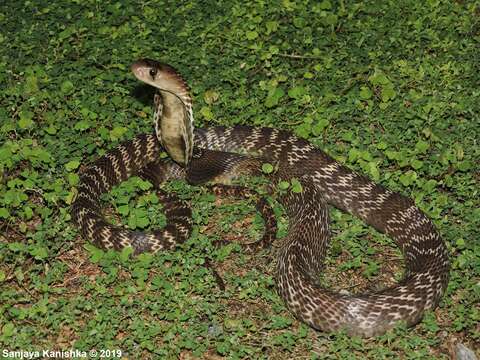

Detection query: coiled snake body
xmin=71 ymin=59 xmax=449 ymax=337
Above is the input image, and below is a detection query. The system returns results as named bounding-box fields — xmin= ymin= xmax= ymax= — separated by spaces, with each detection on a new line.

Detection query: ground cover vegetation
xmin=0 ymin=0 xmax=478 ymax=358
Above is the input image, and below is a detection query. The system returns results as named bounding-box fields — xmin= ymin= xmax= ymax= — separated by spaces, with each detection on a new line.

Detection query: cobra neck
xmin=154 ymin=89 xmax=194 ymax=166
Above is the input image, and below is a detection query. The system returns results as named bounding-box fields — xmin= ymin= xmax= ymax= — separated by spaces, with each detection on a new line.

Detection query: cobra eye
xmin=149 ymin=68 xmax=157 ymax=78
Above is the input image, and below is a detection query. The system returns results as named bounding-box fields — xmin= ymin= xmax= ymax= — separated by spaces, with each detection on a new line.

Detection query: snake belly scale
xmin=71 ymin=59 xmax=449 ymax=337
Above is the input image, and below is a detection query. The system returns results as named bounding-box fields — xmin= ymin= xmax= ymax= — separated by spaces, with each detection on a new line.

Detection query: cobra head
xmin=131 ymin=59 xmax=188 ymax=97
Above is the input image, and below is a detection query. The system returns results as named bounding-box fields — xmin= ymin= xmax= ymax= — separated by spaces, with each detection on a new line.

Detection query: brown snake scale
xmin=71 ymin=59 xmax=449 ymax=337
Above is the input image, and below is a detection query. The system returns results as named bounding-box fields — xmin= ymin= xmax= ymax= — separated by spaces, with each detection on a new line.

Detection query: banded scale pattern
xmin=72 ymin=59 xmax=449 ymax=337
xmin=192 ymin=125 xmax=449 ymax=336
xmin=71 ymin=133 xmax=192 ymax=254
xmin=71 ymin=133 xmax=278 ymax=255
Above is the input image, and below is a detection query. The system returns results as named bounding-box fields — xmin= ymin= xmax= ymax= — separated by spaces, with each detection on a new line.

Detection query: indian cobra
xmin=71 ymin=59 xmax=449 ymax=337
